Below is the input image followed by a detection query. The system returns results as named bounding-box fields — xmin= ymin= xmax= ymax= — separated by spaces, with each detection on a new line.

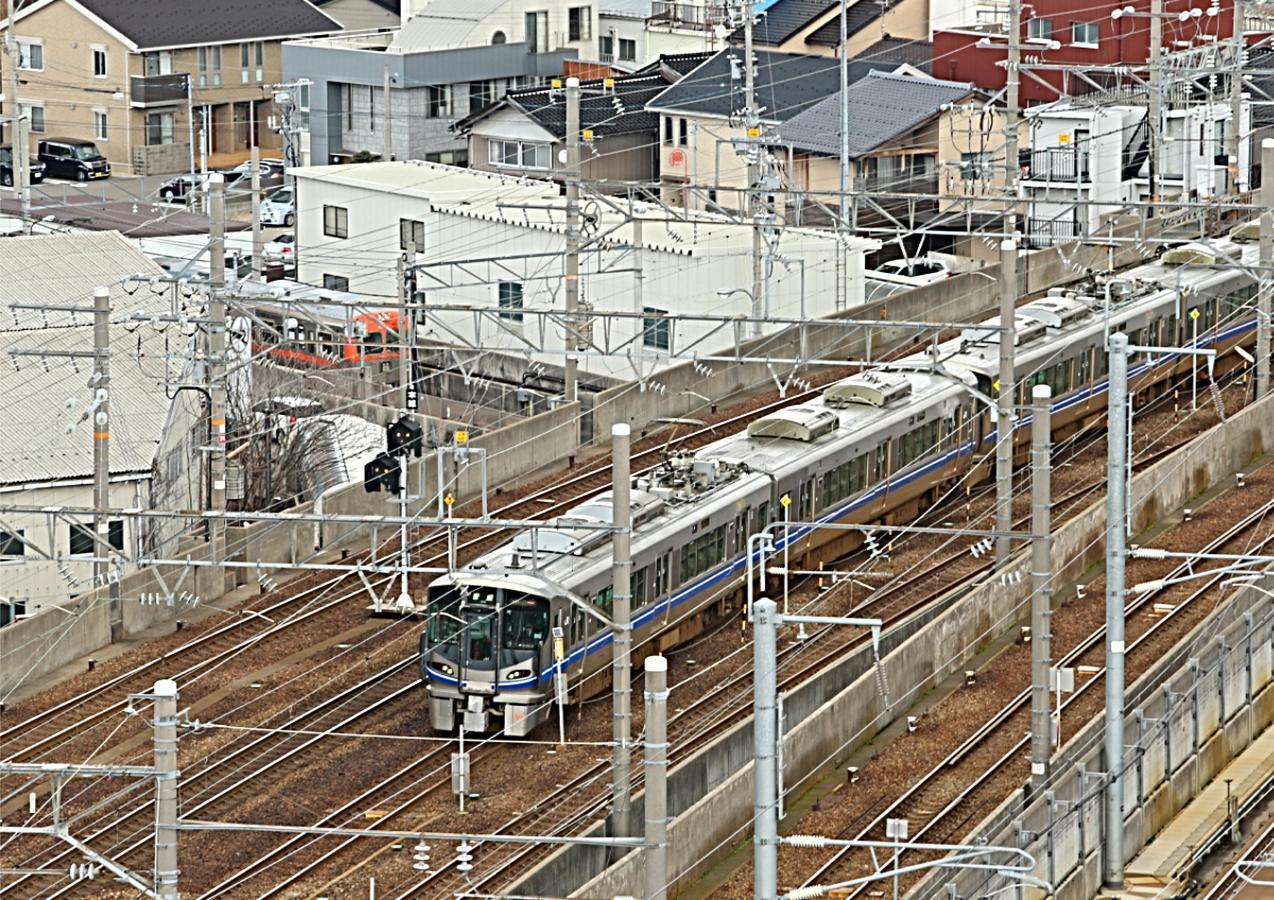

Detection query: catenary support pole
xmin=1103 ymin=332 xmax=1130 ymax=889
xmin=1005 ymin=0 xmax=1021 ymax=225
xmin=1229 ymin=0 xmax=1245 ymax=193
xmin=93 ymin=286 xmax=115 ymax=634
xmin=207 ymin=173 xmax=227 ymax=562
xmin=153 ymin=678 xmax=180 ymax=899
xmin=564 ymin=77 xmax=581 ymax=408
xmin=995 ymin=239 xmax=1018 ymax=567
xmin=753 ymin=597 xmax=779 ymax=900
xmin=250 ymin=144 xmax=263 ymax=279
xmin=1148 ymin=0 xmax=1163 ymax=212
xmin=1258 ymin=138 xmax=1273 ymax=398
xmin=643 ymin=655 xmax=669 ymax=900
xmin=1029 ymin=384 xmax=1053 ymax=789
xmin=612 ymin=423 xmax=633 ymax=839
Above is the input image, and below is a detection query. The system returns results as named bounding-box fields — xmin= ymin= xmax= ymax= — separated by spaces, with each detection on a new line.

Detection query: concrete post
xmin=564 ymin=77 xmax=581 ymax=407
xmin=250 ymin=144 xmax=263 ymax=279
xmin=5 ymin=31 xmax=30 ymax=229
xmin=153 ymin=678 xmax=180 ymax=899
xmin=1258 ymin=138 xmax=1273 ymax=398
xmin=382 ymin=63 xmax=393 ymax=163
xmin=1148 ymin=0 xmax=1163 ymax=211
xmin=612 ymin=423 xmax=633 ymax=839
xmin=1030 ymin=384 xmax=1053 ymax=788
xmin=91 ymin=286 xmax=115 ymax=634
xmin=1229 ymin=0 xmax=1245 ymax=193
xmin=995 ymin=239 xmax=1018 ymax=567
xmin=643 ymin=655 xmax=669 ymax=900
xmin=207 ymin=173 xmax=227 ymax=562
xmin=753 ymin=597 xmax=779 ymax=900
xmin=1104 ymin=332 xmax=1130 ymax=889
xmin=1005 ymin=0 xmax=1021 ymax=222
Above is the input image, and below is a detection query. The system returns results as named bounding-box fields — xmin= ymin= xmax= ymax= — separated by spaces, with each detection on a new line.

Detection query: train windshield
xmin=424 ymin=583 xmax=549 ymax=669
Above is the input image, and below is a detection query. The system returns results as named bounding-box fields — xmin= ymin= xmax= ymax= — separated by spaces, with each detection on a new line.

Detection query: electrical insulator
xmin=455 ymin=841 xmax=474 ymax=873
xmin=412 ymin=842 xmax=431 ymax=872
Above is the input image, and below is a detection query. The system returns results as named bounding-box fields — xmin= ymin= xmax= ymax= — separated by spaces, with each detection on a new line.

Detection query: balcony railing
xmin=650 ymin=1 xmax=726 ymax=28
xmin=1027 ymin=216 xmax=1081 ymax=247
xmin=130 ymin=74 xmax=188 ymax=107
xmin=1025 ymin=148 xmax=1089 ymax=182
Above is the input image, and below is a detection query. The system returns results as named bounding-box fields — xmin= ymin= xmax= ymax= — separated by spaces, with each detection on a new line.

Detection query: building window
xmin=16 ymin=39 xmax=43 ymax=70
xmin=599 ymin=35 xmax=614 ymax=61
xmin=960 ymin=151 xmax=992 ymax=180
xmin=145 ymin=111 xmax=175 ymax=145
xmin=1027 ymin=18 xmax=1051 ymax=40
xmin=663 ymin=117 xmax=673 ymax=145
xmin=1071 ymin=21 xmax=1098 ymax=45
xmin=323 ymin=205 xmax=349 ymax=238
xmin=368 ymin=85 xmax=376 ymax=132
xmin=498 ymin=281 xmax=524 ymax=321
xmin=488 ymin=138 xmax=550 ymax=169
xmin=93 ymin=110 xmax=108 ymax=141
xmin=69 ymin=521 xmax=124 ymax=555
xmin=525 ymin=10 xmax=548 ymax=52
xmin=427 ymin=85 xmax=452 ymax=118
xmin=643 ymin=306 xmax=670 ymax=350
xmin=21 ymin=104 xmax=45 ymax=133
xmin=0 ymin=528 xmax=24 ymax=557
xmin=341 ymin=84 xmax=353 ymax=131
xmin=91 ymin=45 xmax=107 ymax=78
xmin=144 ymin=50 xmax=174 ymax=76
xmin=568 ymin=6 xmax=592 ymax=40
xmin=197 ymin=47 xmax=208 ymax=87
xmin=212 ymin=45 xmax=222 ymax=86
xmin=469 ymin=80 xmax=496 ymax=112
xmin=0 ymin=600 xmax=26 ymax=626
xmin=678 ymin=117 xmax=687 ymax=146
xmin=324 ymin=274 xmax=350 ymax=291
xmin=619 ymin=37 xmax=636 ymax=61
xmin=400 ymin=218 xmax=426 ymax=252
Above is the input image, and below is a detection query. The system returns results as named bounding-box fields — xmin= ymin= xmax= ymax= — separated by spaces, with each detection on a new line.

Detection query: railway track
xmin=796 ymin=487 xmax=1274 ymax=897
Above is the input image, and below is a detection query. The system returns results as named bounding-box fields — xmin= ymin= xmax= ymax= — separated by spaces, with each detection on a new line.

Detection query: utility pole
xmin=1260 ymin=138 xmax=1273 ymax=399
xmin=186 ymin=74 xmax=196 ymax=185
xmin=1103 ymin=331 xmax=1130 ymax=890
xmin=4 ymin=28 xmax=30 ymax=228
xmin=611 ymin=423 xmax=633 ymax=839
xmin=382 ymin=64 xmax=393 ymax=162
xmin=1148 ymin=0 xmax=1163 ymax=213
xmin=564 ymin=76 xmax=580 ymax=407
xmin=1029 ymin=384 xmax=1052 ymax=789
xmin=397 ymin=251 xmax=417 ymax=410
xmin=838 ymin=0 xmax=848 ymax=234
xmin=995 ymin=239 xmax=1017 ymax=567
xmin=744 ymin=2 xmax=763 ymax=337
xmin=153 ymin=678 xmax=180 ymax=899
xmin=207 ymin=173 xmax=227 ymax=562
xmin=250 ymin=144 xmax=263 ymax=279
xmin=1004 ymin=0 xmax=1021 ymax=227
xmin=92 ymin=286 xmax=116 ymax=636
xmin=1229 ymin=0 xmax=1245 ymax=194
xmin=643 ymin=655 xmax=669 ymax=900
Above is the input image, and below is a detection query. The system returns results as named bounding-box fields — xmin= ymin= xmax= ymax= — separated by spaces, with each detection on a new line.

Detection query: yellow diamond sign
xmin=992 ymin=378 xmax=1001 ymax=392
xmin=1190 ymin=308 xmax=1200 ymax=321
xmin=455 ymin=430 xmax=468 ymax=444
xmin=779 ymin=493 xmax=791 ymax=508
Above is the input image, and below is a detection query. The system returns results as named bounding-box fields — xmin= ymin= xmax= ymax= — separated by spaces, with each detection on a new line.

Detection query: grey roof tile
xmin=72 ymin=0 xmax=340 ymax=50
xmin=777 ymin=70 xmax=978 ymax=157
xmin=646 ymin=49 xmax=842 ymax=122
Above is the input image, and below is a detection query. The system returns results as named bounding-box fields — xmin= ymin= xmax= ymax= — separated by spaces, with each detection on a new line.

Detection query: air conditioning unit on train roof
xmin=746 ymin=406 xmax=840 ymax=442
xmin=1019 ymin=296 xmax=1090 ymax=329
xmin=1230 ymin=220 xmax=1261 ymax=243
xmin=823 ymin=370 xmax=912 ymax=408
xmin=1161 ymin=243 xmax=1218 ymax=266
xmin=960 ymin=314 xmax=1048 ymax=349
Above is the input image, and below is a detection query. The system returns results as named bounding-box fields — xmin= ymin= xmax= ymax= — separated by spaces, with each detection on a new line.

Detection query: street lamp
xmin=717 ymin=286 xmax=760 ymax=337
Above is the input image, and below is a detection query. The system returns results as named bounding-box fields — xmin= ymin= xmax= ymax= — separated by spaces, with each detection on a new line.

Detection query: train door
xmin=798 ymin=478 xmax=815 ymax=521
xmin=733 ymin=510 xmax=749 ymax=554
xmin=875 ymin=441 xmax=890 ymax=499
xmin=654 ymin=552 xmax=671 ymax=599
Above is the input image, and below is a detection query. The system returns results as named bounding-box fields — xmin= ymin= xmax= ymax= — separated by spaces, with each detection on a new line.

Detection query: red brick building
xmin=932 ymin=0 xmax=1233 ymax=102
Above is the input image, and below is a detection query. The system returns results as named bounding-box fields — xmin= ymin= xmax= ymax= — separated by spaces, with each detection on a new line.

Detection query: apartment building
xmin=0 ymin=0 xmax=342 ymax=174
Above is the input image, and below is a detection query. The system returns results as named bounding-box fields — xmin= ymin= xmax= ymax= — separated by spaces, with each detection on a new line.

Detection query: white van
xmin=259 ymin=187 xmax=295 ymax=226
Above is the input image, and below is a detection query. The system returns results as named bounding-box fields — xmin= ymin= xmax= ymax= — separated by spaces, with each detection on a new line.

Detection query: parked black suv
xmin=0 ymin=145 xmax=45 ymax=186
xmin=37 ymin=138 xmax=111 ymax=181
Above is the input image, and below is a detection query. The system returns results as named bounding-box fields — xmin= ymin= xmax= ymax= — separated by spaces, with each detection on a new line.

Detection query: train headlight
xmin=505 ymin=669 xmax=531 ymax=680
xmin=437 ymin=664 xmax=455 ymax=676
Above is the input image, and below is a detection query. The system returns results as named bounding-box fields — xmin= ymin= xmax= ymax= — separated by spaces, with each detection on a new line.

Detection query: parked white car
xmin=264 ymin=232 xmax=296 ymax=271
xmin=258 ymin=187 xmax=294 ymax=227
xmin=871 ymin=257 xmax=952 ymax=285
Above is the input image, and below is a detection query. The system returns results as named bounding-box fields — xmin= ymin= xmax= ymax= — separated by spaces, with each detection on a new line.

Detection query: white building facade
xmin=290 ymin=161 xmax=876 ymax=380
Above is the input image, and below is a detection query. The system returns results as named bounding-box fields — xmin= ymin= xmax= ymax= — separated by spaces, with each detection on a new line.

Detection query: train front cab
xmin=420 ymin=579 xmax=553 ymax=736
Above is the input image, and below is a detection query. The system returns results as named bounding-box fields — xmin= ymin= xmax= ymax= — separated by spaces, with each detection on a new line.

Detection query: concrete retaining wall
xmin=526 ymin=391 xmax=1274 ymax=899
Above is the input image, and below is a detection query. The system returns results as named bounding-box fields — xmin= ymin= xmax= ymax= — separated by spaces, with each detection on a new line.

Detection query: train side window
xmin=632 ymin=566 xmax=648 ymax=607
xmin=654 ymin=552 xmax=670 ymax=597
xmin=875 ymin=442 xmax=889 ymax=480
xmin=755 ymin=502 xmax=769 ymax=533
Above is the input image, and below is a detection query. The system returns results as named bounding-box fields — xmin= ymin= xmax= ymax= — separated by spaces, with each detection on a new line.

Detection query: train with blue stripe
xmin=420 ymin=236 xmax=1263 ymax=735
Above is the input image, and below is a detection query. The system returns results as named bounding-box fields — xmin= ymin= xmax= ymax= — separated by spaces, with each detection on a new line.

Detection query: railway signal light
xmin=387 ymin=415 xmax=424 ymax=458
xmin=363 ymin=454 xmax=402 ymax=493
